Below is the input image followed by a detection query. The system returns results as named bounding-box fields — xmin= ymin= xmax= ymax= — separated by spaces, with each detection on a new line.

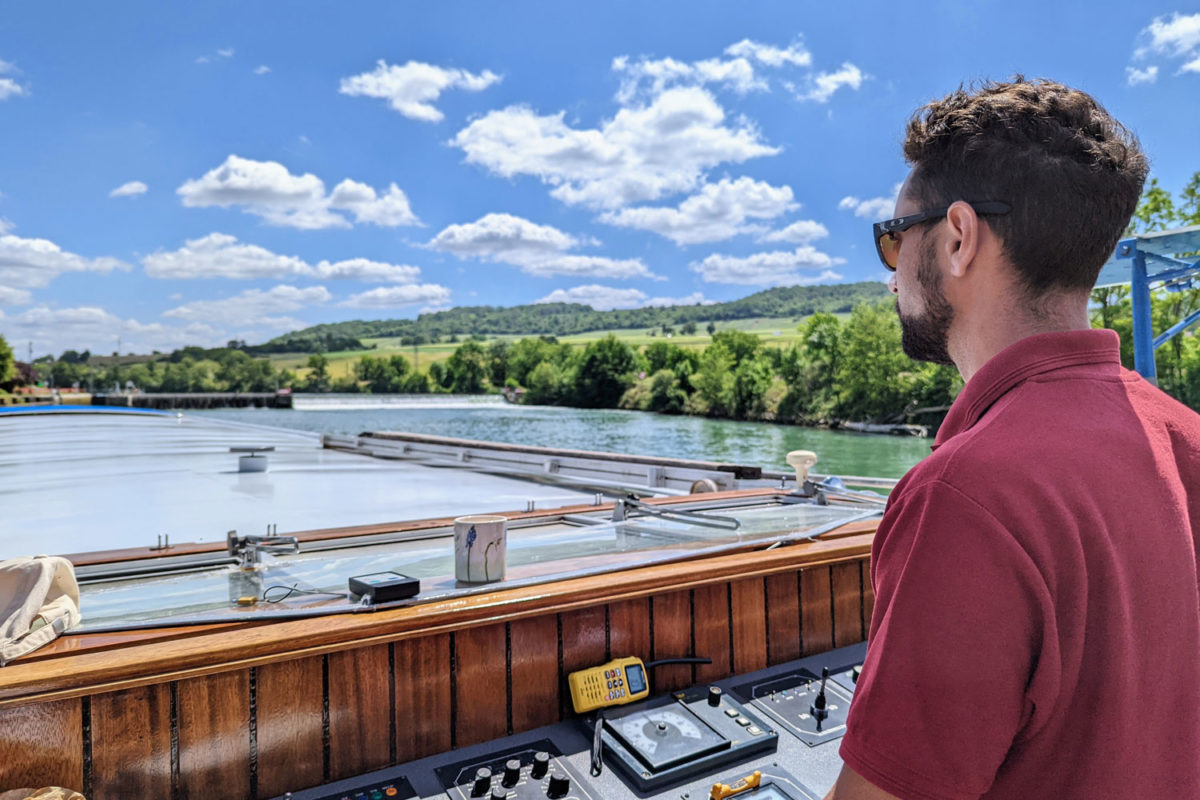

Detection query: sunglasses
xmin=873 ymin=201 xmax=1012 ymax=271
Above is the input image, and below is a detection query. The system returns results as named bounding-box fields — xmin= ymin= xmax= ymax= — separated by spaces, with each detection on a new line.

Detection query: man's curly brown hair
xmin=903 ymin=77 xmax=1148 ymax=295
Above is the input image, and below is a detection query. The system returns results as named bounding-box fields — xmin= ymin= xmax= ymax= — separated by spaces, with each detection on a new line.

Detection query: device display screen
xmin=625 ymin=663 xmax=646 ymax=694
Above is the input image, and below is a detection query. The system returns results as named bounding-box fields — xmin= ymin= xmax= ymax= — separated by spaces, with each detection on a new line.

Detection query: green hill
xmin=259 ymin=282 xmax=890 ymax=353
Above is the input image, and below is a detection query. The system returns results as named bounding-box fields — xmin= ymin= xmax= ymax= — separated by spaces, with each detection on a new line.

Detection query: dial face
xmin=607 ymin=704 xmax=727 ymax=771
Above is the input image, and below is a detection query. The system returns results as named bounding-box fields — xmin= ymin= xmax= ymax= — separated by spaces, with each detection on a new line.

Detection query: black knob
xmin=502 ymin=758 xmax=522 ymax=787
xmin=472 ymin=766 xmax=492 ymax=796
xmin=707 ymin=686 xmax=723 ymax=706
xmin=531 ymin=751 xmax=550 ymax=779
xmin=547 ymin=772 xmax=570 ymax=798
xmin=490 ymin=789 xmax=509 ymax=800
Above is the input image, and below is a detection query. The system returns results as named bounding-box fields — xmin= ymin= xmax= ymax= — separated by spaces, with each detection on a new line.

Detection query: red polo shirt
xmin=839 ymin=329 xmax=1200 ymax=799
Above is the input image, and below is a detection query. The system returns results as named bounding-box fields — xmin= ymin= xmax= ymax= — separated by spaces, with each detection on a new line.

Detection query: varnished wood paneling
xmin=453 ymin=624 xmax=508 ymax=748
xmin=327 ymin=644 xmax=392 ymax=781
xmin=607 ymin=597 xmax=651 ymax=663
xmin=394 ymin=633 xmax=452 ymax=762
xmin=729 ymin=577 xmax=768 ymax=675
xmin=764 ymin=572 xmax=801 ymax=665
xmin=832 ymin=561 xmax=864 ymax=648
xmin=800 ymin=566 xmax=833 ymax=656
xmin=649 ymin=590 xmax=692 ymax=693
xmin=90 ymin=683 xmax=170 ymax=800
xmin=0 ymin=698 xmax=82 ymax=792
xmin=509 ymin=617 xmax=559 ymax=732
xmin=177 ymin=669 xmax=250 ymax=800
xmin=559 ymin=606 xmax=607 ymax=719
xmin=692 ymin=584 xmax=732 ymax=685
xmin=256 ymin=657 xmax=324 ymax=799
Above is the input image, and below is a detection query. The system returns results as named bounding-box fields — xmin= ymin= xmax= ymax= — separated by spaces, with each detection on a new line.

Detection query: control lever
xmin=811 ymin=666 xmax=830 ymax=723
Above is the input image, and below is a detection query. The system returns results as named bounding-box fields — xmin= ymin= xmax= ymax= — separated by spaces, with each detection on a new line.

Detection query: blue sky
xmin=1 ymin=1 xmax=1198 ymax=357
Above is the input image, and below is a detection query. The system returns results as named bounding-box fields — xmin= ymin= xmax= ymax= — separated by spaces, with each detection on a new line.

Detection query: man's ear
xmin=944 ymin=201 xmax=979 ymax=278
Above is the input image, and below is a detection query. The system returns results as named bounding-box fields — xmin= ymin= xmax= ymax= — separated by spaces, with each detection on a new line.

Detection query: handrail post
xmin=1130 ymin=249 xmax=1157 ymax=384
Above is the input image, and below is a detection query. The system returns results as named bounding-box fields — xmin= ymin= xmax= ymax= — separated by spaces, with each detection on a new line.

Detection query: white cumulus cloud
xmin=1130 ymin=13 xmax=1200 ymax=80
xmin=724 ymin=38 xmax=813 ymax=68
xmin=1141 ymin=12 xmax=1200 ymax=57
xmin=452 ymin=87 xmax=779 ymax=210
xmin=600 ymin=177 xmax=796 ymax=245
xmin=254 ymin=65 xmax=271 ymax=75
xmin=177 ymin=155 xmax=420 ymax=229
xmin=143 ymin=233 xmax=311 ymax=279
xmin=311 ymin=258 xmax=422 ymax=283
xmin=796 ymin=63 xmax=865 ymax=103
xmin=3 ymin=306 xmax=222 ymax=358
xmin=109 ymin=180 xmax=148 ymax=198
xmin=534 ymin=286 xmax=713 ymax=310
xmin=428 ymin=212 xmax=655 ymax=279
xmin=612 ymin=54 xmax=764 ymax=104
xmin=0 ymin=233 xmax=129 ymax=290
xmin=339 ymin=284 xmax=452 ymax=309
xmin=0 ymin=285 xmax=31 ymax=305
xmin=339 ymin=60 xmax=501 ymax=122
xmin=690 ymin=248 xmax=843 ymax=286
xmin=0 ymin=60 xmax=27 ymax=100
xmin=838 ymin=183 xmax=901 ymax=220
xmin=759 ymin=219 xmax=829 ymax=244
xmin=163 ymin=284 xmax=330 ymax=328
xmin=142 ymin=233 xmax=433 ymax=284
xmin=535 ymin=285 xmax=650 ymax=310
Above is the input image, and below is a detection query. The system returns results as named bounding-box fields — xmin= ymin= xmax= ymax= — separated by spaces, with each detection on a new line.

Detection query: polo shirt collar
xmin=933 ymin=329 xmax=1122 ymax=449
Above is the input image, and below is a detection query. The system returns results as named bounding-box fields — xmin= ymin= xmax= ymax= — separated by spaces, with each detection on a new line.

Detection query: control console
xmin=278 ymin=643 xmax=866 ymax=800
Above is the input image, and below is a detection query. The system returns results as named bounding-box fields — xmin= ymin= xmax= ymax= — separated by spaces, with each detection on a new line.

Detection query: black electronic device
xmin=348 ymin=572 xmax=420 ymax=604
xmin=732 ymin=669 xmax=851 ymax=747
xmin=595 ymin=685 xmax=778 ymax=793
xmin=436 ymin=740 xmax=597 ymax=800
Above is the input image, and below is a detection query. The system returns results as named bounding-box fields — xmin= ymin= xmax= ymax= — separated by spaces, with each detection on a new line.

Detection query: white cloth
xmin=0 ymin=556 xmax=81 ymax=666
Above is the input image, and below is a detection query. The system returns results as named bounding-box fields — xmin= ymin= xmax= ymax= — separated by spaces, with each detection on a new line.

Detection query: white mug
xmin=454 ymin=515 xmax=507 ymax=583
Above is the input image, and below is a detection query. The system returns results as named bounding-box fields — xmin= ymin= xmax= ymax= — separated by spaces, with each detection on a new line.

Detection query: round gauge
xmin=607 ymin=703 xmax=728 ymax=771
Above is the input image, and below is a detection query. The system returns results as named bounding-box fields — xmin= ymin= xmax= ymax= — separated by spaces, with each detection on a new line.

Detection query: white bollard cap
xmin=785 ymin=450 xmax=818 ymax=485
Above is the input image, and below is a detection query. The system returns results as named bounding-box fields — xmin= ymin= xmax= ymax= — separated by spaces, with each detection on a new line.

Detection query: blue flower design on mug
xmin=465 ymin=525 xmax=477 ymax=581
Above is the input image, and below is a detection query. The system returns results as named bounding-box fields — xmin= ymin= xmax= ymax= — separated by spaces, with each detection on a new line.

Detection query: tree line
xmin=259 ymin=282 xmax=891 ymax=351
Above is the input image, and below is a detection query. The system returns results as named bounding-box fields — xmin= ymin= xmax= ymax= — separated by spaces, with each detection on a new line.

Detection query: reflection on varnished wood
xmin=765 ymin=571 xmax=801 ymax=665
xmin=328 ymin=645 xmax=392 ymax=781
xmin=91 ymin=683 xmax=170 ymax=800
xmin=0 ymin=698 xmax=82 ymax=792
xmin=393 ymin=633 xmax=452 ymax=764
xmin=257 ymin=657 xmax=324 ymax=798
xmin=649 ymin=590 xmax=692 ymax=692
xmin=177 ymin=669 xmax=249 ymax=800
xmin=730 ymin=577 xmax=768 ymax=675
xmin=509 ymin=616 xmax=559 ymax=733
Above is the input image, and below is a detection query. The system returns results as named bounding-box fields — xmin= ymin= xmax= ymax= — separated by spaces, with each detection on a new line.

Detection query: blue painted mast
xmin=1102 ymin=226 xmax=1200 ymax=385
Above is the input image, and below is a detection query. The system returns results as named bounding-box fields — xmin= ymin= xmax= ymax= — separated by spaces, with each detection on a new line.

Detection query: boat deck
xmin=0 ymin=408 xmax=592 ymax=556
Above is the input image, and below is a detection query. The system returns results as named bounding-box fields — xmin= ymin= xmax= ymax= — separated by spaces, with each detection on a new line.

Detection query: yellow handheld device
xmin=568 ymin=656 xmax=651 ymax=713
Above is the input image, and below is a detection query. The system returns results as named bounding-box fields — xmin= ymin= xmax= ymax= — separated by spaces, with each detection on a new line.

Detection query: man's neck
xmin=950 ymin=294 xmax=1092 ymax=383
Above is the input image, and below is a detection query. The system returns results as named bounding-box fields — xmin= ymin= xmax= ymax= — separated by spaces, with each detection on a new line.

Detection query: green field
xmin=268 ymin=315 xmax=838 ymax=380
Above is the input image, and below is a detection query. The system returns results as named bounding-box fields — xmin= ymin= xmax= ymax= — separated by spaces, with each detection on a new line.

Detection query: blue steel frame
xmin=1113 ymin=236 xmax=1200 ymax=384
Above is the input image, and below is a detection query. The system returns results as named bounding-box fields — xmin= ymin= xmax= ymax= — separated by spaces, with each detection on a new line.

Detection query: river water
xmin=196 ymin=395 xmax=931 ymax=480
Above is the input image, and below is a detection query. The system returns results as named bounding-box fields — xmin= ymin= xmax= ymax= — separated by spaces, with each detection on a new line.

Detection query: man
xmin=825 ymin=78 xmax=1200 ymax=799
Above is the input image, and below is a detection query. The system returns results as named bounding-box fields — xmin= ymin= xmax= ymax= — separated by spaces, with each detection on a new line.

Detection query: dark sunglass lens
xmin=880 ymin=232 xmax=900 ymax=270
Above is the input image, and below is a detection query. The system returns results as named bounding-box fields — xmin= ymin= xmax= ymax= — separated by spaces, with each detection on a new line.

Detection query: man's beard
xmin=897 ymin=237 xmax=955 ymax=365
